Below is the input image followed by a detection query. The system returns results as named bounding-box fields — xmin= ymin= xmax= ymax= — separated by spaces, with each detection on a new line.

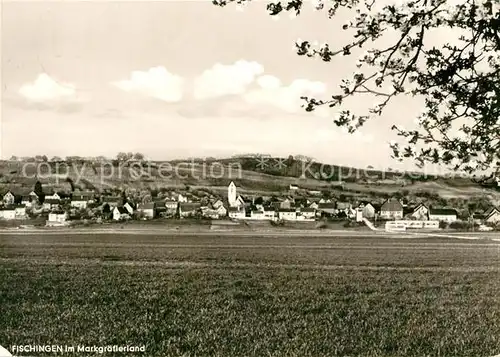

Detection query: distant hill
xmin=0 ymin=156 xmax=498 ymax=208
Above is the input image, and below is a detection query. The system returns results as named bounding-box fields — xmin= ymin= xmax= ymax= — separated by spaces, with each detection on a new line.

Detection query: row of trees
xmin=8 ymin=153 xmax=147 ymax=163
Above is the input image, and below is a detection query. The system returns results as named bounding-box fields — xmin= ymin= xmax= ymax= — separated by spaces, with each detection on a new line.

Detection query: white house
xmin=47 ymin=212 xmax=69 ymax=226
xmin=228 ymin=206 xmax=246 ymax=219
xmin=410 ymin=203 xmax=429 ymax=220
xmin=165 ymin=200 xmax=178 ymax=211
xmin=43 ymin=198 xmax=60 ymax=211
xmin=179 ymin=202 xmax=201 ymax=218
xmin=309 ymin=202 xmax=319 ymax=210
xmin=357 ymin=202 xmax=376 ymax=219
xmin=428 ymin=208 xmax=458 ymax=222
xmin=113 ymin=207 xmax=131 ymax=221
xmin=289 ymin=184 xmax=299 ymax=190
xmin=71 ymin=195 xmax=89 ymax=209
xmin=177 ymin=194 xmax=188 ymax=203
xmin=379 ymin=198 xmax=404 ymax=220
xmin=137 ymin=202 xmax=155 ymax=219
xmin=48 ymin=212 xmax=68 ymax=223
xmin=250 ymin=210 xmax=266 ymax=220
xmin=279 ymin=199 xmax=293 ymax=209
xmin=296 ymin=207 xmax=315 ymax=221
xmin=14 ymin=205 xmax=27 ymax=218
xmin=263 ymin=207 xmax=276 ymax=220
xmin=201 ymin=207 xmax=219 ymax=219
xmin=0 ymin=208 xmax=16 ymax=220
xmin=278 ymin=209 xmax=296 ymax=221
xmin=123 ymin=202 xmax=135 ymax=215
xmin=212 ymin=199 xmax=224 ymax=209
xmin=214 ymin=205 xmax=227 ymax=217
xmin=45 ymin=192 xmax=61 ymax=201
xmin=2 ymin=191 xmax=15 ymax=206
xmin=21 ymin=196 xmax=33 ymax=208
xmin=228 ymin=181 xmax=237 ymax=207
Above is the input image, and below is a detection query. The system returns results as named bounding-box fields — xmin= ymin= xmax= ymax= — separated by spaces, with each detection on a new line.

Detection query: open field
xmin=1 ymin=233 xmax=500 ymax=357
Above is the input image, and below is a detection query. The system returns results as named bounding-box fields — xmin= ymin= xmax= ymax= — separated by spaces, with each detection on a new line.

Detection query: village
xmin=0 ymin=180 xmax=499 ymax=231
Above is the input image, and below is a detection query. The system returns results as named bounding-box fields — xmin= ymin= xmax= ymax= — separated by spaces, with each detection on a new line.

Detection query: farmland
xmin=1 ymin=233 xmax=500 ymax=357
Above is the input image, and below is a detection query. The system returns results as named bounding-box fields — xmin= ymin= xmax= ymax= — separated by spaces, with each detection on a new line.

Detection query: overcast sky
xmin=1 ymin=0 xmax=425 ymax=169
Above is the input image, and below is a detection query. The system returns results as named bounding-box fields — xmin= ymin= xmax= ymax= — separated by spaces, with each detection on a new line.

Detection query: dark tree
xmin=34 ymin=181 xmax=45 ymax=203
xmin=102 ymin=203 xmax=111 ymax=214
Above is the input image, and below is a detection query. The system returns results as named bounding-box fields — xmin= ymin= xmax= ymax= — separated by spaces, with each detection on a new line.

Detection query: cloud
xmin=14 ymin=73 xmax=85 ymax=113
xmin=19 ymin=73 xmax=77 ymax=102
xmin=191 ymin=60 xmax=328 ymax=117
xmin=193 ymin=60 xmax=264 ymax=100
xmin=112 ymin=66 xmax=184 ymax=102
xmin=243 ymin=76 xmax=327 ymax=114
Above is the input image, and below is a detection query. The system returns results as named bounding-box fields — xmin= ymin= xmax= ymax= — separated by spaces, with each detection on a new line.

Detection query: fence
xmin=385 ymin=220 xmax=440 ymax=231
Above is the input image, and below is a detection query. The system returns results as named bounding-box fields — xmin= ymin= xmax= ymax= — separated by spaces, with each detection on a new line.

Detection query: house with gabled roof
xmin=297 ymin=207 xmax=315 ymax=221
xmin=137 ymin=202 xmax=155 ymax=219
xmin=201 ymin=207 xmax=220 ymax=219
xmin=164 ymin=200 xmax=178 ymax=211
xmin=234 ymin=195 xmax=246 ymax=208
xmin=179 ymin=202 xmax=201 ymax=218
xmin=214 ymin=204 xmax=227 ymax=217
xmin=280 ymin=198 xmax=293 ymax=209
xmin=317 ymin=202 xmax=336 ymax=216
xmin=47 ymin=211 xmax=69 ymax=226
xmin=44 ymin=191 xmax=61 ymax=201
xmin=228 ymin=206 xmax=245 ymax=219
xmin=309 ymin=201 xmax=319 ymax=210
xmin=410 ymin=203 xmax=429 ymax=220
xmin=294 ymin=198 xmax=308 ymax=208
xmin=113 ymin=206 xmax=131 ymax=221
xmin=177 ymin=193 xmax=188 ymax=203
xmin=0 ymin=207 xmax=16 ymax=220
xmin=21 ymin=195 xmax=34 ymax=208
xmin=43 ymin=198 xmax=61 ymax=211
xmin=250 ymin=209 xmax=266 ymax=220
xmin=355 ymin=201 xmax=377 ymax=219
xmin=2 ymin=190 xmax=15 ymax=206
xmin=379 ymin=198 xmax=404 ymax=220
xmin=14 ymin=204 xmax=27 ymax=218
xmin=71 ymin=195 xmax=90 ymax=209
xmin=428 ymin=208 xmax=458 ymax=222
xmin=484 ymin=206 xmax=500 ymax=224
xmin=263 ymin=206 xmax=276 ymax=220
xmin=278 ymin=208 xmax=297 ymax=221
xmin=123 ymin=202 xmax=135 ymax=215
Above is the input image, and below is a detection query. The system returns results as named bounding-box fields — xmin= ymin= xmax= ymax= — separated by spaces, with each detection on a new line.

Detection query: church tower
xmin=228 ymin=181 xmax=237 ymax=207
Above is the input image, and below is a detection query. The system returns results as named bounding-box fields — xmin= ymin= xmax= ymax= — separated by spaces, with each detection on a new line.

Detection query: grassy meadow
xmin=1 ymin=234 xmax=499 ymax=357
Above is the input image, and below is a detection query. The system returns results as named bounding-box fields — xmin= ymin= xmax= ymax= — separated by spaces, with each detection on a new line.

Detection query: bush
xmin=439 ymin=221 xmax=448 ymax=229
xmin=449 ymin=221 xmax=468 ymax=230
xmin=315 ymin=221 xmax=327 ymax=229
xmin=270 ymin=220 xmax=285 ymax=227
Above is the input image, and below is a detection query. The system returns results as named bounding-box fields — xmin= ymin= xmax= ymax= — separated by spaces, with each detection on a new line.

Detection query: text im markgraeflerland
xmin=9 ymin=344 xmax=146 ymax=354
